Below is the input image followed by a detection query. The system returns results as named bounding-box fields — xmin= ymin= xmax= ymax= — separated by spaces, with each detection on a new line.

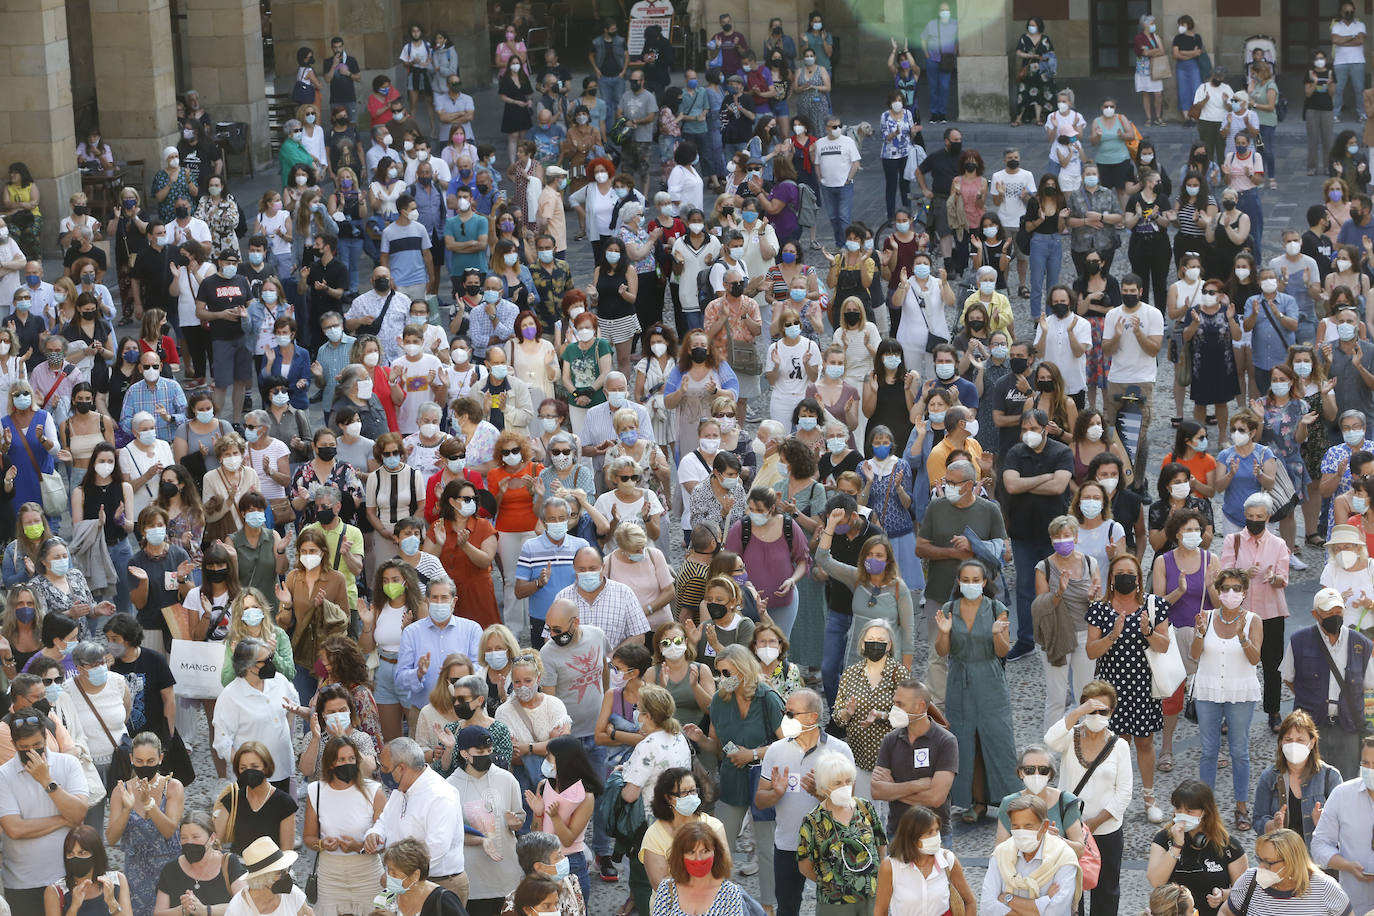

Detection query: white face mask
xmin=1022 ymin=773 xmax=1050 ymax=794
xmin=344 ymin=422 xmax=362 ymax=438
xmin=1081 ymin=713 xmax=1110 ymax=732
xmin=1022 ymin=430 xmax=1044 ymax=449
xmin=1086 ymin=424 xmax=1103 ymax=442
xmin=829 ymin=785 xmax=853 ymax=807
xmin=1010 ymin=829 xmax=1042 ymax=853
xmin=1281 ymin=741 xmax=1311 ymax=765
xmin=1255 ymin=867 xmax=1284 ymax=890
xmin=94 ymin=461 xmax=115 ymax=478
xmin=1285 ymin=240 xmax=1302 ymax=256
xmin=756 ymin=646 xmax=780 ymax=666
xmin=1184 ymin=267 xmax=1201 ymax=282
xmin=1231 ymin=430 xmax=1251 ymax=447
xmin=221 ymin=455 xmax=243 ymax=472
xmin=1260 ymin=278 xmax=1279 ymax=295
xmin=299 ymin=553 xmax=322 ymax=570
xmin=1170 ymin=481 xmax=1192 ymax=501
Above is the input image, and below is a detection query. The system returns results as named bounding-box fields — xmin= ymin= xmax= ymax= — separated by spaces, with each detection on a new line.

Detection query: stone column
xmin=183 ymin=0 xmax=270 ymax=168
xmin=0 ymin=0 xmax=81 ymax=253
xmin=954 ymin=0 xmax=1016 ymax=121
xmin=89 ymin=0 xmax=180 ymax=171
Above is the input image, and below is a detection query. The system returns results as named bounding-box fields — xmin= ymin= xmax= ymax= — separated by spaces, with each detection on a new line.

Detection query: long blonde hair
xmin=224 ymin=588 xmax=274 ymax=648
xmin=1258 ymin=829 xmax=1317 ymax=897
xmin=715 ymin=644 xmax=762 ymax=698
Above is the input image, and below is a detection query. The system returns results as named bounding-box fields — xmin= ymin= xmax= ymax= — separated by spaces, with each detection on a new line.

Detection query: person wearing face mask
xmin=794 ymin=751 xmax=886 ymax=916
xmin=1325 ymin=307 xmax=1374 ymax=432
xmin=437 ymin=726 xmax=523 ymax=913
xmin=219 ymin=588 xmax=294 ymax=695
xmin=829 ymin=616 xmax=906 ymax=793
xmin=1221 ymin=132 xmax=1266 ymax=257
xmin=1032 ymin=514 xmax=1102 ymax=730
xmin=152 ymin=145 xmax=199 ymax=224
xmin=1145 ymin=786 xmax=1247 ymax=916
xmin=1214 ymin=409 xmax=1280 ymax=536
xmin=379 ymin=193 xmax=436 ymax=306
xmin=982 ymin=794 xmax=1085 ymax=916
xmin=813 ymin=116 xmax=863 ymax=247
xmin=1192 ymin=66 xmax=1234 ymax=167
xmin=1320 ymin=524 xmax=1374 ymax=629
xmin=300 ymin=731 xmax=386 ymax=912
xmin=297 ymin=482 xmax=365 ymax=606
xmin=1256 ymin=712 xmax=1346 ymax=845
xmin=65 ymin=639 xmax=131 ymax=826
xmin=1012 ymin=18 xmax=1056 ymax=127
xmin=105 ymin=730 xmax=186 ymax=916
xmin=419 ymin=481 xmax=500 ymax=638
xmin=394 ymin=573 xmax=483 ymax=723
xmin=994 ymin=745 xmax=1088 ymax=858
xmin=126 ymin=505 xmax=194 ymax=652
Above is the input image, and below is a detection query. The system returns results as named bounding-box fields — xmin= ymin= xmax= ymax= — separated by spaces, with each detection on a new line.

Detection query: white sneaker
xmin=1289 ymin=554 xmax=1309 ymax=571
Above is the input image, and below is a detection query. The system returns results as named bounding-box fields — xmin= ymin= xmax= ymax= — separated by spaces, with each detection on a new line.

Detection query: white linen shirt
xmin=211 ymin=673 xmax=301 ymax=782
xmin=367 ymin=767 xmax=466 ymax=877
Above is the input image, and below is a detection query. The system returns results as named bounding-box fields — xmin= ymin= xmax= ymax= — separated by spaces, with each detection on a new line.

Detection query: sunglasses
xmin=381 ymin=451 xmax=402 ymax=458
xmin=660 ymin=636 xmax=685 ymax=648
xmin=549 ymin=448 xmax=572 ymax=457
xmin=1020 ymin=765 xmax=1053 ymax=776
xmin=619 ymin=474 xmax=640 ymax=483
xmin=11 ymin=716 xmax=41 ymax=727
xmin=40 ymin=676 xmax=64 ymax=685
xmin=502 ymin=448 xmax=523 ymax=456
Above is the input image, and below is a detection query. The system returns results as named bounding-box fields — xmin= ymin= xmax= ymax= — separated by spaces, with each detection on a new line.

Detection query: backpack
xmin=696 ymin=266 xmax=716 ymax=309
xmin=797 ymin=182 xmax=819 ymax=229
xmin=740 ymin=513 xmax=796 ymax=553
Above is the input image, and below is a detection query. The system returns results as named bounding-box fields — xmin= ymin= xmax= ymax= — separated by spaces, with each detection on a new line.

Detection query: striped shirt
xmin=517 ymin=533 xmax=591 ymax=624
xmin=1227 ymin=867 xmax=1350 ymax=916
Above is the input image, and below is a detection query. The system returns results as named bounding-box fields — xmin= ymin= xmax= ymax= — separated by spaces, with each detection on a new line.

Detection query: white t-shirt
xmin=622 ymin=729 xmax=692 ymax=816
xmin=813 ymin=135 xmax=862 ymax=188
xmin=991 ymin=168 xmax=1035 ymax=229
xmin=1319 ymin=561 xmax=1374 ymax=628
xmin=766 ymin=336 xmax=822 ymax=404
xmin=1033 ymin=313 xmax=1093 ymax=395
xmin=667 ymin=165 xmax=705 ymax=213
xmin=1333 ymin=19 xmax=1368 ymax=67
xmin=594 ymin=488 xmax=665 ymax=524
xmin=677 ymin=449 xmax=715 ymax=531
xmin=1192 ymin=81 xmax=1231 ymax=122
xmin=1103 ymin=302 xmax=1165 ymax=384
xmin=390 ymin=353 xmax=443 ymax=434
xmin=256 ymin=209 xmax=293 ymax=258
xmin=176 ymin=262 xmax=216 ymax=328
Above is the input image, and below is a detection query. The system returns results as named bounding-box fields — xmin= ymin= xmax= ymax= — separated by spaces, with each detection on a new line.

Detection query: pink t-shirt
xmin=541 ymin=779 xmax=588 ymax=854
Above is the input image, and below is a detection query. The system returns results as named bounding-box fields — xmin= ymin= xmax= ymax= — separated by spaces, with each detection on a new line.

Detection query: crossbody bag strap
xmin=1319 ymin=639 xmax=1363 ymax=727
xmin=75 ymin=680 xmax=121 ymax=751
xmin=1072 ymin=734 xmax=1118 ymax=796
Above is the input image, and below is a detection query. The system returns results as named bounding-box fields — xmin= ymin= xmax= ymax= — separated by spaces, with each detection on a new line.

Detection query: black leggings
xmin=1127 ymin=232 xmax=1171 ymax=311
xmin=180 ymin=325 xmax=212 ymax=380
xmin=1088 ymin=827 xmax=1123 ymax=916
xmin=1262 ymin=614 xmax=1285 ymax=715
xmin=882 ymin=157 xmax=911 ymax=220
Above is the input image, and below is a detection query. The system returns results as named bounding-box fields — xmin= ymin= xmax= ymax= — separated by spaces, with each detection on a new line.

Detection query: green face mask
xmin=383 ymin=581 xmax=406 ymax=600
xmin=23 ymin=523 xmax=43 ymax=540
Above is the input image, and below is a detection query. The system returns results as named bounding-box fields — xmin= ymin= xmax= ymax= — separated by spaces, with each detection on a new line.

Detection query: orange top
xmin=488 ymin=461 xmax=545 ymax=532
xmin=1162 ymin=450 xmax=1218 ymax=497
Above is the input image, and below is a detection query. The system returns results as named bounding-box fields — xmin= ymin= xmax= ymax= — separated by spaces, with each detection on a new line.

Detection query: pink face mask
xmin=452 ymin=134 xmax=465 ymax=146
xmin=271 ymin=200 xmax=283 ymax=213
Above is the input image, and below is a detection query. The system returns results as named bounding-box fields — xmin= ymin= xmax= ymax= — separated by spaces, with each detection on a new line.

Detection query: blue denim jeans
xmin=1259 ymin=124 xmax=1277 ymax=183
xmin=1028 ymin=233 xmax=1062 ymax=322
xmin=1010 ymin=539 xmax=1050 ymax=648
xmin=108 ymin=538 xmax=134 ymax=619
xmin=706 ymin=128 xmax=726 ymax=180
xmin=339 ymin=237 xmax=363 ymax=293
xmin=821 ymin=183 xmax=854 ymax=246
xmin=581 ymin=736 xmax=613 ymax=857
xmin=768 ymin=588 xmax=800 ymax=639
xmin=928 ymin=67 xmax=952 ymax=118
xmin=600 ymin=76 xmax=626 ymax=135
xmin=566 ymin=850 xmax=591 ymax=904
xmin=1335 ymin=62 xmax=1366 ymax=119
xmin=822 ymin=610 xmax=853 ymax=706
xmin=1196 ymin=699 xmax=1255 ymax=803
xmin=1176 ymin=59 xmax=1201 ymax=115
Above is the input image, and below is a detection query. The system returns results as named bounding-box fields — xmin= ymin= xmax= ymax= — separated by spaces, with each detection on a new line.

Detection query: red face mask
xmin=683 ymin=855 xmax=715 ymax=878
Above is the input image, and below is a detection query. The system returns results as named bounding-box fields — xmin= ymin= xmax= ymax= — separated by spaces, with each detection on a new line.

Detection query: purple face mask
xmin=522 ymin=325 xmax=538 ymax=340
xmin=864 ymin=557 xmax=887 ymax=575
xmin=1052 ymin=539 xmax=1076 ymax=557
xmin=834 ymin=522 xmax=850 ymax=535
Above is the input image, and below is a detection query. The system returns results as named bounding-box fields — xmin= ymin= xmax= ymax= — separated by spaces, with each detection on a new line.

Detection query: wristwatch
xmin=45 ymin=781 xmax=57 ymax=793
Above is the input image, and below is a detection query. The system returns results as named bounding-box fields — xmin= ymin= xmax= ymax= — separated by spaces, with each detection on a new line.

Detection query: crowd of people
xmin=5 ymin=7 xmax=1374 ymax=916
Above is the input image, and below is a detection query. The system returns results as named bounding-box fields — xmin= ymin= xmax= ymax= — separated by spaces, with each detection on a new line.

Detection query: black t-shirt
xmin=5 ymin=312 xmax=47 ymax=372
xmin=991 ymin=372 xmax=1034 ymax=456
xmin=157 ymin=854 xmax=246 ymax=908
xmin=819 ymin=449 xmax=862 ymax=488
xmin=241 ymin=263 xmax=276 ymax=303
xmin=824 ymin=517 xmax=885 ymax=615
xmin=1002 ymin=440 xmax=1074 ymax=542
xmin=1128 ymin=192 xmax=1172 ymax=235
xmin=111 ymin=647 xmax=177 ymax=738
xmin=1304 ymin=230 xmax=1334 ymax=281
xmin=720 ymin=93 xmax=756 ymax=143
xmin=1172 ymin=33 xmax=1203 ymax=53
xmin=1306 ymin=67 xmax=1335 ymax=113
xmin=1150 ymin=829 xmax=1245 ymax=916
xmin=134 ymin=247 xmax=175 ymax=315
xmin=1072 ymin=275 xmax=1122 ymax=318
xmin=317 ymin=257 xmax=349 ymax=298
xmin=129 ymin=545 xmax=191 ymax=636
xmin=1111 ymin=486 xmax=1144 ymax=552
xmin=328 ymin=54 xmax=361 ymax=102
xmin=195 ymin=274 xmax=250 ymax=341
xmin=65 ymin=244 xmax=108 ymax=273
xmin=421 ymin=886 xmax=467 ymax=916
xmin=217 ymin=786 xmax=298 ymax=855
xmin=919 ymin=149 xmax=960 ymax=196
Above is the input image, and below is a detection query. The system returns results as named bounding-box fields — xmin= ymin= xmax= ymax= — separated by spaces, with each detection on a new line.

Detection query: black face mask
xmin=1009 ymin=356 xmax=1030 ymax=374
xmin=181 ymin=842 xmax=208 ymax=863
xmin=1050 ymin=300 xmax=1070 ymax=318
xmin=30 ymin=698 xmax=51 ymax=717
xmin=630 ymin=80 xmax=643 ymax=91
xmin=947 ymin=141 xmax=962 ymax=156
xmin=1113 ymin=573 xmax=1137 ymax=595
xmin=316 ymin=507 xmax=337 ymax=525
xmin=74 ymin=401 xmax=93 ymax=414
xmin=81 ymin=309 xmax=97 ymax=321
xmin=271 ymin=873 xmax=294 ymax=895
xmin=967 ymin=318 xmax=986 ymax=330
xmin=1321 ymin=614 xmax=1345 ymax=635
xmin=237 ymin=768 xmax=267 ymax=789
xmin=174 ymin=206 xmax=190 ymax=219
xmin=1006 ymin=159 xmax=1020 ymax=170
xmin=1122 ymin=293 xmax=1139 ymax=306
xmin=691 ymin=346 xmax=709 ymax=363
xmin=468 ymin=754 xmax=494 ymax=773
xmin=1211 ymin=76 xmax=1224 ymax=85
xmin=1085 ymin=261 xmax=1101 ymax=275
xmin=1245 ymin=519 xmax=1267 ymax=536
xmin=1036 ymin=378 xmax=1055 ymax=392
xmin=706 ymin=602 xmax=730 ymax=620
xmin=964 ymin=162 xmax=977 ymax=173
xmin=454 ymin=699 xmax=477 ymax=719
xmin=373 ymin=277 xmax=391 ymax=294
xmin=258 ymin=659 xmax=277 ymax=681
xmin=205 ymin=567 xmax=229 ymax=584
xmin=844 ymin=311 xmax=861 ymax=326
xmin=316 ymin=446 xmax=337 ymax=461
xmin=332 ymin=763 xmax=359 ymax=782
xmin=465 ymin=285 xmax=481 ymax=296
xmin=861 ymin=640 xmax=888 ymax=661
xmin=159 ymin=481 xmax=180 ymax=500
xmin=133 ymin=763 xmax=160 ymax=779
xmin=65 ymin=856 xmax=93 ymax=881
xmin=551 ymin=629 xmax=575 ymax=647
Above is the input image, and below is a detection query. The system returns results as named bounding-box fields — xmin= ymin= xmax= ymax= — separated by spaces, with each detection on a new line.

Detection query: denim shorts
xmin=374 ymin=657 xmax=403 ymax=704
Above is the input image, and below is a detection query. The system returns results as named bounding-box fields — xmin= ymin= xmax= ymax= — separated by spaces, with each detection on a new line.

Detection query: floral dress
xmin=1185 ymin=306 xmax=1239 ymax=407
xmin=795 ymin=66 xmax=831 ymax=133
xmin=1300 ymin=384 xmax=1332 ymax=484
xmin=121 ymin=785 xmax=181 ymax=916
xmin=1015 ymin=33 xmax=1056 ymax=123
xmin=797 ymin=798 xmax=887 ymax=905
xmin=1264 ymin=397 xmax=1313 ymax=491
xmin=762 ymin=659 xmax=806 ymax=698
xmin=1085 ymin=596 xmax=1172 ymax=737
xmin=167 ymin=506 xmax=205 ymax=566
xmin=289 ymin=460 xmax=366 ymax=526
xmin=196 ymin=196 xmax=241 ymax=259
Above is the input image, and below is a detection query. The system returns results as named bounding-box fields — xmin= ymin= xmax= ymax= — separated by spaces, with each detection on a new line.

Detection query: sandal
xmin=1235 ymin=806 xmax=1252 ymax=831
xmin=1157 ymin=751 xmax=1174 ymax=773
xmin=1018 ymin=285 xmax=1030 ymax=298
xmin=959 ymin=804 xmax=986 ymax=823
xmin=1306 ymin=533 xmax=1327 ymax=548
xmin=1010 ymin=119 xmax=1022 ymax=128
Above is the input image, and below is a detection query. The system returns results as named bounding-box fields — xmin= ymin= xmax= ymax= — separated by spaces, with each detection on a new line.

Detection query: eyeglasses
xmin=502 ymin=448 xmax=523 ymax=456
xmin=40 ymin=676 xmax=64 ymax=686
xmin=1020 ymin=765 xmax=1053 ymax=776
xmin=659 ymin=636 xmax=685 ymax=648
xmin=619 ymin=474 xmax=640 ymax=483
xmin=381 ymin=451 xmax=402 ymax=458
xmin=549 ymin=448 xmax=572 ymax=457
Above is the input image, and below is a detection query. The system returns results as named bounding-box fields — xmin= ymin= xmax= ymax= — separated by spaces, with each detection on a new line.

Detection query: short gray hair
xmin=757 ymin=419 xmax=784 ymax=442
xmin=244 ymin=409 xmax=270 ymax=427
xmin=456 ymin=673 xmax=489 ymax=700
xmin=1243 ymin=492 xmax=1273 ymax=514
xmin=284 ymin=118 xmax=303 ymax=134
xmin=1018 ymin=742 xmax=1058 ymax=777
xmin=517 ymin=832 xmax=562 ymax=874
xmin=543 ymin=496 xmax=571 ymax=518
xmin=606 ymin=454 xmax=640 ymax=477
xmin=605 ymin=370 xmax=628 ymax=389
xmin=618 ymin=201 xmax=643 ymax=225
xmin=857 ymin=618 xmax=897 ymax=648
xmin=387 ymin=737 xmax=426 ymax=770
xmin=232 ymin=638 xmax=265 ymax=678
xmin=946 ymin=459 xmax=976 ymax=482
xmin=812 ymin=751 xmax=857 ymax=795
xmin=548 ymin=430 xmax=576 ymax=449
xmin=426 ymin=573 xmax=456 ymax=598
xmin=131 ymin=410 xmax=156 ymax=430
xmin=419 ymin=401 xmax=443 ymax=421
xmin=71 ymin=641 xmax=107 ymax=667
xmin=314 ymin=485 xmax=341 ymax=506
xmin=791 ymin=687 xmax=824 ymax=716
xmin=1340 ymin=409 xmax=1367 ymax=428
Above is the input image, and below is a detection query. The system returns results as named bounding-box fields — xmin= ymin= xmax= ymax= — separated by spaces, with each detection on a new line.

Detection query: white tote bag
xmin=1145 ymin=596 xmax=1186 ymax=698
xmin=168 ymin=640 xmax=225 ymax=700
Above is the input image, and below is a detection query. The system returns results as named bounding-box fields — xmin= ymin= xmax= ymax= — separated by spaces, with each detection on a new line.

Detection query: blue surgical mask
xmin=797 ymin=416 xmax=817 ymax=430
xmin=138 ymin=430 xmax=157 ymax=445
xmin=742 ymin=211 xmax=758 ymax=223
xmin=990 ymin=345 xmax=1010 ymax=360
xmin=44 ymin=683 xmax=62 ymax=705
xmin=242 ymin=607 xmax=266 ymax=627
xmin=245 ymin=511 xmax=267 ymax=529
xmin=400 ymin=535 xmax=421 ymax=554
xmin=929 ymin=410 xmax=946 ymax=424
xmin=13 ymin=394 xmax=31 ymax=410
xmin=553 ymin=856 xmax=571 ymax=879
xmin=144 ymin=526 xmax=167 ymax=546
xmin=485 ymin=650 xmax=509 ymax=669
xmin=959 ymin=582 xmax=984 ymax=600
xmin=272 ymin=392 xmax=290 ymax=406
xmin=538 ymin=249 xmax=554 ymax=263
xmin=490 ymin=364 xmax=509 ymax=381
xmin=845 ymin=240 xmax=861 ymax=252
xmin=221 ymin=264 xmax=238 ymax=279
xmin=687 ymin=79 xmax=699 ymax=89
xmin=383 ymin=455 xmax=402 ymax=470
xmin=781 ymin=251 xmax=797 ymax=264
xmin=882 ymin=355 xmax=901 ymax=371
xmin=627 ymin=552 xmax=645 ymax=563
xmin=789 ymin=288 xmax=806 ymax=301
xmin=546 ymin=521 xmax=568 ymax=541
xmin=429 ymin=601 xmax=453 ymax=624
xmin=483 ymin=289 xmax=501 ymax=303
xmin=386 ymin=874 xmax=409 ymax=895
xmin=248 ymin=251 xmax=264 ymax=266
xmin=196 ymin=409 xmax=215 ymax=424
xmin=824 ymin=364 xmax=844 ymax=379
xmin=86 ymin=664 xmax=108 ymax=686
xmin=619 ymin=430 xmax=639 ymax=446
xmin=872 ymin=444 xmax=892 ymax=460
xmin=895 ymin=221 xmax=910 ymax=233
xmin=541 ymin=756 xmax=557 ymax=779
xmin=748 ymin=511 xmax=771 ymax=526
xmin=577 ymin=571 xmax=602 ymax=591
xmin=913 ymin=263 xmax=931 ymax=279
